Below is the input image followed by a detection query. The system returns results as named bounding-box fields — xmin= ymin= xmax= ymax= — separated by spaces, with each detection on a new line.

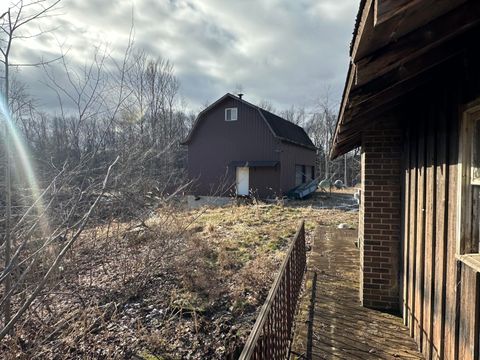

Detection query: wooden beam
xmin=348 ymin=36 xmax=470 ymax=120
xmin=432 ymin=93 xmax=448 ymax=360
xmin=333 ymin=0 xmax=470 ymax=159
xmin=443 ymin=88 xmax=461 ymax=360
xmin=414 ymin=116 xmax=426 ymax=351
xmin=355 ymin=0 xmax=467 ymax=60
xmin=423 ymin=102 xmax=436 ymax=359
xmin=351 ymin=0 xmax=374 ymax=61
xmin=458 ymin=266 xmax=479 ymax=360
xmin=331 ymin=47 xmax=466 ymax=158
xmin=374 ymin=0 xmax=412 ymax=25
xmin=374 ymin=0 xmax=465 ymax=26
xmin=357 ymin=1 xmax=480 ymax=88
xmin=331 ymin=105 xmax=399 ymax=159
xmin=330 ymin=141 xmax=361 ymax=160
xmin=402 ymin=120 xmax=411 ymax=327
xmin=408 ymin=123 xmax=418 ymax=339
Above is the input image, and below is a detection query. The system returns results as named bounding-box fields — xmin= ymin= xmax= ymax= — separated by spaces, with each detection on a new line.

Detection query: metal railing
xmin=239 ymin=221 xmax=307 ymax=360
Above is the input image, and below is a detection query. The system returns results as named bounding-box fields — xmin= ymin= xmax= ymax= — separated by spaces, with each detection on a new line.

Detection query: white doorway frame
xmin=236 ymin=167 xmax=249 ymax=196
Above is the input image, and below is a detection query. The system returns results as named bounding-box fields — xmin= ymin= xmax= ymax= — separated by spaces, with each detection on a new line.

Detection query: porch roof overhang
xmin=330 ymin=0 xmax=480 ymax=159
xmin=228 ymin=160 xmax=279 ymax=168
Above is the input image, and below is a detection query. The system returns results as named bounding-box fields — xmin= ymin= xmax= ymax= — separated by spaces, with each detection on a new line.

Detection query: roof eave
xmin=280 ymin=138 xmax=317 ymax=151
xmin=330 ymin=1 xmax=371 ymax=160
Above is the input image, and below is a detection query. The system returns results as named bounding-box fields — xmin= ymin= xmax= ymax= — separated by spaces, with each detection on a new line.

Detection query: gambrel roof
xmin=183 ymin=93 xmax=316 ymax=150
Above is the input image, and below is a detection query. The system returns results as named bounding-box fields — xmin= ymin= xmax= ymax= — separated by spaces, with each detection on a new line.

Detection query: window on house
xmin=225 ymin=108 xmax=238 ymax=121
xmin=459 ymin=106 xmax=480 ymax=254
xmin=470 ymin=117 xmax=480 ymax=252
xmin=295 ymin=165 xmax=312 ymax=186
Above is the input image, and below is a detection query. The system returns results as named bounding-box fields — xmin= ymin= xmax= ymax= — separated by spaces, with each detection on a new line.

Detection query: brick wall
xmin=359 ymin=118 xmax=402 ymax=312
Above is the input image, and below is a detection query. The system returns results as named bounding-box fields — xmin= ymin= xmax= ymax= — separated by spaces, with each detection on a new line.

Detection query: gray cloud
xmin=10 ymin=0 xmax=357 ymax=112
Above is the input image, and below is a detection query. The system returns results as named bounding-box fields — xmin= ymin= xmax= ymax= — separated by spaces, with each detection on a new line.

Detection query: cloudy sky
xmin=10 ymin=0 xmax=357 ymax=113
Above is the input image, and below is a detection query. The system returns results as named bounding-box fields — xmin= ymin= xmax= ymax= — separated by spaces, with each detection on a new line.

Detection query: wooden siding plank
xmin=458 ymin=265 xmax=479 ymax=360
xmin=375 ymin=0 xmax=410 ymax=23
xmin=444 ymin=91 xmax=460 ymax=360
xmin=403 ymin=121 xmax=411 ymax=326
xmin=356 ymin=0 xmax=467 ymax=60
xmin=357 ymin=1 xmax=480 ymax=87
xmin=432 ymin=101 xmax=448 ymax=360
xmin=423 ymin=107 xmax=436 ymax=359
xmin=408 ymin=120 xmax=419 ymax=338
xmin=414 ymin=118 xmax=426 ymax=350
xmin=477 ymin=271 xmax=480 ymax=360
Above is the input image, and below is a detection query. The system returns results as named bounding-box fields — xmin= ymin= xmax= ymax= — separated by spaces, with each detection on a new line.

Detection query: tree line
xmin=0 ymin=0 xmax=357 ymax=342
xmin=259 ymin=98 xmax=360 ymax=186
xmin=0 ymin=0 xmax=194 ymax=340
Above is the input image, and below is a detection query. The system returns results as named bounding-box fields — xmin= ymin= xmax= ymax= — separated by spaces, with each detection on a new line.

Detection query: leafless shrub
xmin=1 ymin=1 xmax=193 ymax=345
xmin=174 ymin=235 xmax=222 ymax=300
xmin=231 ymin=255 xmax=278 ymax=304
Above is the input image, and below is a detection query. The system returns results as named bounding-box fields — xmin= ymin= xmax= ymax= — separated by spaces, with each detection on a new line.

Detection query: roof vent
xmin=238 ymin=93 xmax=244 ymax=100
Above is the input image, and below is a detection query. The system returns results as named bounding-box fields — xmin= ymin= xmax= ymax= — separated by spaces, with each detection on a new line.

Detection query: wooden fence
xmin=239 ymin=220 xmax=307 ymax=360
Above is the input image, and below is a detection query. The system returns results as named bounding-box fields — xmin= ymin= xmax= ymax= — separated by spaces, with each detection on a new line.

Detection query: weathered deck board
xmin=291 ymin=226 xmax=423 ymax=360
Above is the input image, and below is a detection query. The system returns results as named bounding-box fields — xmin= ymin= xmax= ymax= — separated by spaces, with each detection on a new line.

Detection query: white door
xmin=236 ymin=167 xmax=249 ymax=195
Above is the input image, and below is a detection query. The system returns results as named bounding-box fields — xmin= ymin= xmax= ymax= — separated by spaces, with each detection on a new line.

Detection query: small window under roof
xmin=225 ymin=108 xmax=238 ymax=121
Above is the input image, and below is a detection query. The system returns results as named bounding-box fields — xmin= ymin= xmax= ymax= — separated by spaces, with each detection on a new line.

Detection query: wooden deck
xmin=290 ymin=226 xmax=424 ymax=360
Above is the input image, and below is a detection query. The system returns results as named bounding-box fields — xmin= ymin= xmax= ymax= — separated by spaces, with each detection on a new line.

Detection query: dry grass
xmin=2 ymin=195 xmax=358 ymax=360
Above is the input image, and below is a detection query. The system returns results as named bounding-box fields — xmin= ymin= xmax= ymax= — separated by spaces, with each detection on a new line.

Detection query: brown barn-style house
xmin=183 ymin=93 xmax=316 ymax=198
xmin=331 ymin=1 xmax=480 ymax=359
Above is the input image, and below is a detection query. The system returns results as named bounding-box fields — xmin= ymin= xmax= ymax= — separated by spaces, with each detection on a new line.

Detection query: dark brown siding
xmin=279 ymin=142 xmax=316 ymax=193
xmin=401 ymin=56 xmax=480 ymax=360
xmin=249 ymin=167 xmax=281 ymax=198
xmin=187 ymin=97 xmax=316 ymax=198
xmin=187 ymin=97 xmax=281 ymax=197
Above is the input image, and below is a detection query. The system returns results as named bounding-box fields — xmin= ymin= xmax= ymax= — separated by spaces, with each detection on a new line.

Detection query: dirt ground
xmin=2 ymin=190 xmax=359 ymax=360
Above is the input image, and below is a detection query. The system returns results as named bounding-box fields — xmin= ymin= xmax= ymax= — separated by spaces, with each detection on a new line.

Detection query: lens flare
xmin=0 ymin=93 xmax=50 ymax=236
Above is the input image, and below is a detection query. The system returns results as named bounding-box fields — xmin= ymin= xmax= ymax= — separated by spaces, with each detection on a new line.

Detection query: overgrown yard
xmin=2 ymin=193 xmax=358 ymax=359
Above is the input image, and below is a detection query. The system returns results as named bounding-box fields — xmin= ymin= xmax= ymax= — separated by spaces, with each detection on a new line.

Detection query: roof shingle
xmin=258 ymin=108 xmax=316 ymax=149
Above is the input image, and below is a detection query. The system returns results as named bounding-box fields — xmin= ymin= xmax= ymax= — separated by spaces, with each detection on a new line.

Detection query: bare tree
xmin=121 ymin=50 xmax=187 ymax=187
xmin=0 ymin=0 xmax=60 ymax=332
xmin=257 ymin=99 xmax=276 ymax=113
xmin=280 ymin=105 xmax=307 ymax=126
xmin=303 ymin=92 xmax=337 ymax=179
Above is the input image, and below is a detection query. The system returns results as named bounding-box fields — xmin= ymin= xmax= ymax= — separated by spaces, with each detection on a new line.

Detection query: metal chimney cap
xmin=238 ymin=93 xmax=244 ymax=99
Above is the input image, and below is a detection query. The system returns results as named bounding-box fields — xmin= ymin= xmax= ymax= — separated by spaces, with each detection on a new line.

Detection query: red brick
xmin=360 ymin=118 xmax=402 ymax=311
